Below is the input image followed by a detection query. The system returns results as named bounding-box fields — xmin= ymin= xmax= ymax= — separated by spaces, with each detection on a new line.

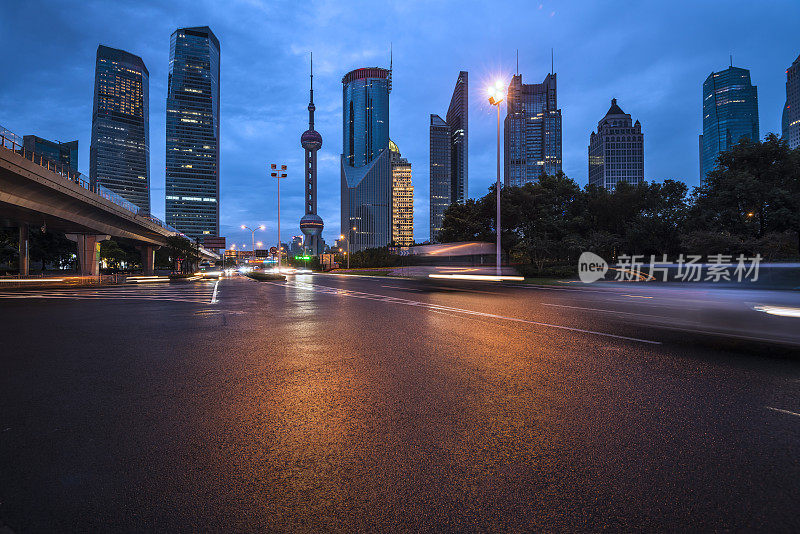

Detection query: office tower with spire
xmin=429 ymin=71 xmax=467 ymax=242
xmin=300 ymin=54 xmax=324 ymax=256
xmin=90 ymin=45 xmax=150 ymax=213
xmin=165 ymin=26 xmax=221 ymax=240
xmin=390 ymin=140 xmax=413 ymax=246
xmin=340 ymin=63 xmax=392 ymax=252
xmin=504 ymin=66 xmax=562 ymax=187
xmin=782 ymin=53 xmax=800 ymax=149
xmin=588 ymin=98 xmax=644 ymax=189
xmin=700 ymin=64 xmax=759 ymax=181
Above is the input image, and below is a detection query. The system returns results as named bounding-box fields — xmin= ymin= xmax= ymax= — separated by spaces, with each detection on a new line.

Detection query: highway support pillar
xmin=18 ymin=224 xmax=29 ymax=276
xmin=66 ymin=234 xmax=109 ymax=277
xmin=136 ymin=245 xmax=159 ymax=275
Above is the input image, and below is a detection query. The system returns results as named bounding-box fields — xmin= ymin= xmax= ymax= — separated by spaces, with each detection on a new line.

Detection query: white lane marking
xmin=268 ymin=281 xmax=661 ymax=345
xmin=766 ymin=406 xmax=800 ymax=418
xmin=211 ymin=280 xmax=220 ymax=303
xmin=543 ymin=302 xmax=669 ymax=320
xmin=429 ymin=309 xmax=462 ymax=319
xmin=381 ymin=285 xmax=422 ymax=291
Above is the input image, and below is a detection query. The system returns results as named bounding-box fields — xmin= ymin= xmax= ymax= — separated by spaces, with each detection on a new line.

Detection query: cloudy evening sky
xmin=2 ymin=0 xmax=799 ymax=247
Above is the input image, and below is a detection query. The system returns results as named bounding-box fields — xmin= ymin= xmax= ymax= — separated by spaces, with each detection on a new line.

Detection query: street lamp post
xmin=241 ymin=224 xmax=265 ymax=255
xmin=488 ymin=80 xmax=505 ymax=276
xmin=340 ymin=226 xmax=356 ymax=269
xmin=270 ymin=164 xmax=288 ymax=270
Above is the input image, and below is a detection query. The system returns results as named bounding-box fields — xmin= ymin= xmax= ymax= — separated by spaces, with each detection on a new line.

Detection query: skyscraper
xmin=588 ymin=98 xmax=644 ymax=189
xmin=390 ymin=140 xmax=413 ymax=246
xmin=90 ymin=45 xmax=150 ymax=213
xmin=700 ymin=65 xmax=759 ymax=181
xmin=504 ymin=72 xmax=562 ymax=187
xmin=300 ymin=54 xmax=324 ymax=256
xmin=341 ymin=66 xmax=391 ymax=252
xmin=782 ymin=53 xmax=800 ymax=149
xmin=429 ymin=71 xmax=468 ymax=242
xmin=165 ymin=26 xmax=220 ymax=240
xmin=23 ymin=135 xmax=78 ymax=171
xmin=429 ymin=115 xmax=450 ymax=242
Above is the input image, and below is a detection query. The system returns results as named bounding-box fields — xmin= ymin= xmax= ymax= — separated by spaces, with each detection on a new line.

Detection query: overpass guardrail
xmin=1 ymin=126 xmax=178 ymax=234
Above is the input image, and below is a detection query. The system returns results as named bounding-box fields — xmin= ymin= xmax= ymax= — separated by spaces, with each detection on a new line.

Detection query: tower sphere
xmin=301 ymin=129 xmax=322 ymax=151
xmin=300 ymin=213 xmax=324 ymax=238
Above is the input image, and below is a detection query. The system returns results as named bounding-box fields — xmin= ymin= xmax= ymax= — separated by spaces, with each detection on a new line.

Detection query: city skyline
xmin=2 ymin=1 xmax=798 ymax=248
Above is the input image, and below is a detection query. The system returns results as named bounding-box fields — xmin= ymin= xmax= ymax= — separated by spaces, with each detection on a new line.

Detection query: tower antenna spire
xmin=730 ymin=53 xmax=733 ymax=67
xmin=516 ymin=49 xmax=519 ymax=75
xmin=388 ymin=42 xmax=393 ymax=93
xmin=551 ymin=48 xmax=554 ymax=74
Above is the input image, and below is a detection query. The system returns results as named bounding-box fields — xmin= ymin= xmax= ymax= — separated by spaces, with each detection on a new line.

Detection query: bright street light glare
xmin=240 ymin=225 xmax=245 ymax=229
xmin=487 ymin=87 xmax=495 ymax=96
xmin=495 ymin=79 xmax=504 ymax=90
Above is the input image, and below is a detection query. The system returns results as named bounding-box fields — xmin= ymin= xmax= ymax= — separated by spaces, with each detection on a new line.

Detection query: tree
xmin=99 ymin=239 xmax=127 ymax=270
xmin=164 ymin=235 xmax=201 ymax=273
xmin=692 ymin=134 xmax=800 ymax=253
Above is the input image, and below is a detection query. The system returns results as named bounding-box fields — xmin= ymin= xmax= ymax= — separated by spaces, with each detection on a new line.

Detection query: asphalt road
xmin=1 ymin=274 xmax=799 ymax=532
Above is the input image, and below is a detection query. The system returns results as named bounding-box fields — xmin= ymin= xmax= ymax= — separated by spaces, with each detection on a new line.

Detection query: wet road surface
xmin=1 ymin=274 xmax=799 ymax=532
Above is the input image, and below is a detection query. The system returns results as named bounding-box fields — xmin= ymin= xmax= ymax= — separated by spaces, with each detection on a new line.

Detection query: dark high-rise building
xmin=90 ymin=45 xmax=150 ymax=213
xmin=300 ymin=54 xmax=324 ymax=256
xmin=588 ymin=98 xmax=644 ymax=189
xmin=429 ymin=115 xmax=451 ymax=242
xmin=429 ymin=71 xmax=468 ymax=242
xmin=504 ymin=72 xmax=562 ymax=187
xmin=782 ymin=53 xmax=800 ymax=149
xmin=23 ymin=135 xmax=78 ymax=171
xmin=700 ymin=65 xmax=759 ymax=181
xmin=165 ymin=26 xmax=221 ymax=240
xmin=340 ymin=66 xmax=391 ymax=252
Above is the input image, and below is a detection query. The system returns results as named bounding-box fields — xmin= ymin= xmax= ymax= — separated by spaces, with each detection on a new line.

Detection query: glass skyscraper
xmin=429 ymin=71 xmax=468 ymax=242
xmin=588 ymin=99 xmax=644 ymax=189
xmin=700 ymin=66 xmax=759 ymax=181
xmin=429 ymin=115 xmax=450 ymax=242
xmin=341 ymin=67 xmax=391 ymax=251
xmin=90 ymin=45 xmax=150 ymax=213
xmin=23 ymin=135 xmax=78 ymax=171
xmin=782 ymin=53 xmax=800 ymax=150
xmin=165 ymin=26 xmax=221 ymax=240
xmin=504 ymin=72 xmax=562 ymax=187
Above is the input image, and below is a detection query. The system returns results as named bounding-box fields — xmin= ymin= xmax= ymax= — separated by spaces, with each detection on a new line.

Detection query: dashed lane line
xmin=267 ymin=280 xmax=662 ymax=345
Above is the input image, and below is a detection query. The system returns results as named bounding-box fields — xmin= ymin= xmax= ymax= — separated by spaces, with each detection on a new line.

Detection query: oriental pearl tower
xmin=299 ymin=53 xmax=324 ymax=256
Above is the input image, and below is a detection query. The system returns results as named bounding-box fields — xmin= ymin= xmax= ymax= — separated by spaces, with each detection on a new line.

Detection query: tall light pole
xmin=488 ymin=80 xmax=506 ymax=276
xmin=270 ymin=164 xmax=288 ymax=270
xmin=241 ymin=224 xmax=265 ymax=254
xmin=341 ymin=226 xmax=356 ymax=269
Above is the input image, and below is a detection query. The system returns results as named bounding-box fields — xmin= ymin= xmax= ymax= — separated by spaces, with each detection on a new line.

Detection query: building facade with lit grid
xmin=165 ymin=26 xmax=221 ymax=240
xmin=23 ymin=136 xmax=78 ymax=171
xmin=588 ymin=98 xmax=644 ymax=189
xmin=700 ymin=66 xmax=759 ymax=181
xmin=90 ymin=45 xmax=150 ymax=213
xmin=782 ymin=53 xmax=800 ymax=149
xmin=504 ymin=72 xmax=562 ymax=187
xmin=340 ymin=67 xmax=391 ymax=252
xmin=429 ymin=71 xmax=468 ymax=242
xmin=429 ymin=114 xmax=450 ymax=242
xmin=390 ymin=140 xmax=413 ymax=246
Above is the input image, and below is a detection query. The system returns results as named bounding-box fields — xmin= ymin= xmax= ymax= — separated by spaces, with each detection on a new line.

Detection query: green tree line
xmin=438 ymin=135 xmax=800 ymax=275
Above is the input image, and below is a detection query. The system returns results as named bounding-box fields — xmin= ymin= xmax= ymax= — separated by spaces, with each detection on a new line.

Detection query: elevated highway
xmin=0 ymin=132 xmax=218 ymax=275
